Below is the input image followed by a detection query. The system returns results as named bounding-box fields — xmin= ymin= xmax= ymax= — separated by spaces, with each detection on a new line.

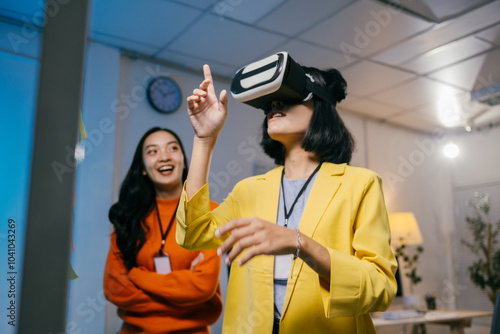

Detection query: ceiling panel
xmin=371 ymin=77 xmax=465 ymax=109
xmin=373 ymin=0 xmax=500 ymax=65
xmin=155 ymin=49 xmax=237 ymax=78
xmin=409 ymin=94 xmax=470 ymax=128
xmin=167 ymin=14 xmax=287 ymax=67
xmin=256 ymin=0 xmax=354 ymax=36
xmin=341 ymin=60 xmax=415 ymax=96
xmin=429 ymin=48 xmax=500 ymax=91
xmin=91 ymin=0 xmax=201 ymax=49
xmin=300 ymin=0 xmax=433 ymax=59
xmin=407 ymin=91 xmax=500 ymax=129
xmin=387 ymin=110 xmax=444 ymax=132
xmin=1 ymin=0 xmax=499 ymax=133
xmin=340 ymin=98 xmax=403 ymax=119
xmin=400 ymin=36 xmax=492 ymax=74
xmin=91 ymin=32 xmax=158 ymax=56
xmin=213 ymin=0 xmax=285 ymax=24
xmin=267 ymin=40 xmax=352 ymax=70
xmin=476 ymin=23 xmax=500 ymax=45
xmin=376 ymin=0 xmax=495 ymax=23
xmin=173 ymin=0 xmax=214 ymax=10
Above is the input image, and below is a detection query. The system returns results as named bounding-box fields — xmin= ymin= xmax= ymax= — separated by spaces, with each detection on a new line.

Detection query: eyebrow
xmin=144 ymin=140 xmax=179 ymax=151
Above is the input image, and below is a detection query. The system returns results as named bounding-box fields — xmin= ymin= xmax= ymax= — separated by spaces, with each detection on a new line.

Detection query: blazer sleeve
xmin=322 ymin=173 xmax=398 ymax=317
xmin=103 ymin=233 xmax=172 ymax=313
xmin=176 ymin=182 xmax=239 ymax=250
xmin=128 ymin=248 xmax=221 ymax=307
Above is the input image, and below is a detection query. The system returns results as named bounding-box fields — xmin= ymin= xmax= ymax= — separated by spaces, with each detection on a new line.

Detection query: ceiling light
xmin=438 ymin=94 xmax=464 ymax=127
xmin=443 ymin=143 xmax=459 ymax=158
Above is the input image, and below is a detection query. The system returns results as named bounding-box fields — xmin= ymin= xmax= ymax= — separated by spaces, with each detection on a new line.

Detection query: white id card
xmin=274 ymin=254 xmax=293 ymax=279
xmin=154 ymin=253 xmax=172 ymax=274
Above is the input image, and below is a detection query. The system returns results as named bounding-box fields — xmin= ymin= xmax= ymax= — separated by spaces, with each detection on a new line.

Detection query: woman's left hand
xmin=190 ymin=252 xmax=204 ymax=271
xmin=215 ymin=217 xmax=296 ymax=266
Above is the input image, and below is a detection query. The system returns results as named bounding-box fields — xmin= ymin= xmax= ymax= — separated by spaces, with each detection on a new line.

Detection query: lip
xmin=157 ymin=165 xmax=174 ymax=175
xmin=268 ymin=110 xmax=285 ymax=120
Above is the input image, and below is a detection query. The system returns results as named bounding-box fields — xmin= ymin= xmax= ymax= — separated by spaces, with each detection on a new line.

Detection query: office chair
xmin=491 ymin=292 xmax=500 ymax=334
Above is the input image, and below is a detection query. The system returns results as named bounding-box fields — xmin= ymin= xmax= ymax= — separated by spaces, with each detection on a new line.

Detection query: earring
xmin=142 ymin=171 xmax=147 ymax=176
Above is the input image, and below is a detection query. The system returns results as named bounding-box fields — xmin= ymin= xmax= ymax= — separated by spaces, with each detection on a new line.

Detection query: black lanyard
xmin=280 ymin=162 xmax=322 ymax=228
xmin=155 ymin=199 xmax=179 ymax=256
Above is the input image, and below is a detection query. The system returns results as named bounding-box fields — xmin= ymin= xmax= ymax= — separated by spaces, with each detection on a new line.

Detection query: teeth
xmin=271 ymin=112 xmax=285 ymax=118
xmin=158 ymin=166 xmax=173 ymax=172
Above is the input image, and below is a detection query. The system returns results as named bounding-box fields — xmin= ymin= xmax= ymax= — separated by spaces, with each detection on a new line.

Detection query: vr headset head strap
xmin=304 ymin=76 xmax=338 ymax=107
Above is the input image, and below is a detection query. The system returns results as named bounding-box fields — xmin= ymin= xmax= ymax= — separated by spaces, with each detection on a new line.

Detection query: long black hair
xmin=108 ymin=127 xmax=188 ymax=270
xmin=260 ymin=66 xmax=355 ymax=165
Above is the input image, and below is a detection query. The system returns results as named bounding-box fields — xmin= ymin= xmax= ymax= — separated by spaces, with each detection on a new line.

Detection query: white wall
xmin=450 ymin=126 xmax=500 ymax=315
xmin=451 ymin=126 xmax=500 ymax=187
xmin=112 ymin=56 xmax=275 ymax=205
xmin=339 ymin=110 xmax=458 ymax=309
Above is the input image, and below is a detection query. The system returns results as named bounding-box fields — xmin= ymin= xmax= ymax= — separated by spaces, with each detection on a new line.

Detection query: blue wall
xmin=0 ymin=50 xmax=39 ymax=332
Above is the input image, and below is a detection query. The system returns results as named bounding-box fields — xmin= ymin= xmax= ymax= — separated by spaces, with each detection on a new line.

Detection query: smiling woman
xmin=103 ymin=127 xmax=223 ymax=334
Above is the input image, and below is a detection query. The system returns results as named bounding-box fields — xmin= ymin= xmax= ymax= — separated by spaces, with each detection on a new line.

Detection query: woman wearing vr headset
xmin=177 ymin=63 xmax=397 ymax=334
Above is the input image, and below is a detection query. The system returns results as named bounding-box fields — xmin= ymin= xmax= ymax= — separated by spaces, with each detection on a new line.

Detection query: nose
xmin=270 ymin=101 xmax=285 ymax=111
xmin=159 ymin=149 xmax=170 ymax=161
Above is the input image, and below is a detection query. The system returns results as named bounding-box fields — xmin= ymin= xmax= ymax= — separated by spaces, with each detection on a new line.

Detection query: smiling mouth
xmin=158 ymin=166 xmax=174 ymax=173
xmin=268 ymin=110 xmax=285 ymax=120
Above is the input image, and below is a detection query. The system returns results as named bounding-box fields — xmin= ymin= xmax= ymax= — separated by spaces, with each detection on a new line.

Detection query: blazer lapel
xmin=256 ymin=166 xmax=282 ymax=225
xmin=298 ymin=163 xmax=345 ymax=238
xmin=255 ymin=166 xmax=283 ymax=299
xmin=281 ymin=163 xmax=346 ymax=318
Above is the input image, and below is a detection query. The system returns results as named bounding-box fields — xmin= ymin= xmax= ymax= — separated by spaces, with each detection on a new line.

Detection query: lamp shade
xmin=388 ymin=212 xmax=423 ymax=247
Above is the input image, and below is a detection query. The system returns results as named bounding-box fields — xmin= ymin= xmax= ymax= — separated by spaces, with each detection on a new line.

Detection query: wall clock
xmin=147 ymin=76 xmax=182 ymax=113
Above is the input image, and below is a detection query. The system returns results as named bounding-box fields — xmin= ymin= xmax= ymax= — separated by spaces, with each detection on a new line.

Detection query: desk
xmin=372 ymin=309 xmax=493 ymax=334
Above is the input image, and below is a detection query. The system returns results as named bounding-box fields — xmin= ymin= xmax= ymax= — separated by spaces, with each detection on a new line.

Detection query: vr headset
xmin=230 ymin=51 xmax=337 ymax=112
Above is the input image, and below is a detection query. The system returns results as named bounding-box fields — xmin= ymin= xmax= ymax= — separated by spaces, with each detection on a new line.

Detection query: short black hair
xmin=260 ymin=66 xmax=355 ymax=165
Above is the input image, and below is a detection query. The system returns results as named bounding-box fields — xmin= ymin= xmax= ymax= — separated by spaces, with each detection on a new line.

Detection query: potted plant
xmin=461 ymin=192 xmax=500 ymax=305
xmin=395 ymin=243 xmax=424 ymax=294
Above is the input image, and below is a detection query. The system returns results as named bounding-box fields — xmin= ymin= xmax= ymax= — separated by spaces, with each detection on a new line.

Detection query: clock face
xmin=147 ymin=77 xmax=182 ymax=113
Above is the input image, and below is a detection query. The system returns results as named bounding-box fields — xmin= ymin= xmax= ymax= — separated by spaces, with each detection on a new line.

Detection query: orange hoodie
xmin=104 ymin=198 xmax=222 ymax=334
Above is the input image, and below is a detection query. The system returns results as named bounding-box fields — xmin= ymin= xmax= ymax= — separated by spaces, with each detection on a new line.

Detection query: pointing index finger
xmin=203 ymin=64 xmax=216 ymax=96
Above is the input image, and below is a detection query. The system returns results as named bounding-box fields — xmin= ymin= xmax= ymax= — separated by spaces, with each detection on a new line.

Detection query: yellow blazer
xmin=177 ymin=163 xmax=397 ymax=334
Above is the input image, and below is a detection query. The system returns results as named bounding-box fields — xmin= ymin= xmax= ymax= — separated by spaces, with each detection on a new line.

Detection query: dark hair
xmin=260 ymin=66 xmax=355 ymax=165
xmin=108 ymin=127 xmax=188 ymax=270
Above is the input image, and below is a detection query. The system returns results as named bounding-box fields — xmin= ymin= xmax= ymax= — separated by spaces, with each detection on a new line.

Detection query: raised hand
xmin=215 ymin=217 xmax=297 ymax=266
xmin=187 ymin=64 xmax=228 ymax=141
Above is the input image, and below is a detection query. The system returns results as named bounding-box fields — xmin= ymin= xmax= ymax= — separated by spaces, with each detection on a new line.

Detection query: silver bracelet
xmin=294 ymin=228 xmax=301 ymax=259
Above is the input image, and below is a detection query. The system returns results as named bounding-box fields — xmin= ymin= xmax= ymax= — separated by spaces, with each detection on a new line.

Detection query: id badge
xmin=274 ymin=254 xmax=293 ymax=279
xmin=154 ymin=253 xmax=172 ymax=274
